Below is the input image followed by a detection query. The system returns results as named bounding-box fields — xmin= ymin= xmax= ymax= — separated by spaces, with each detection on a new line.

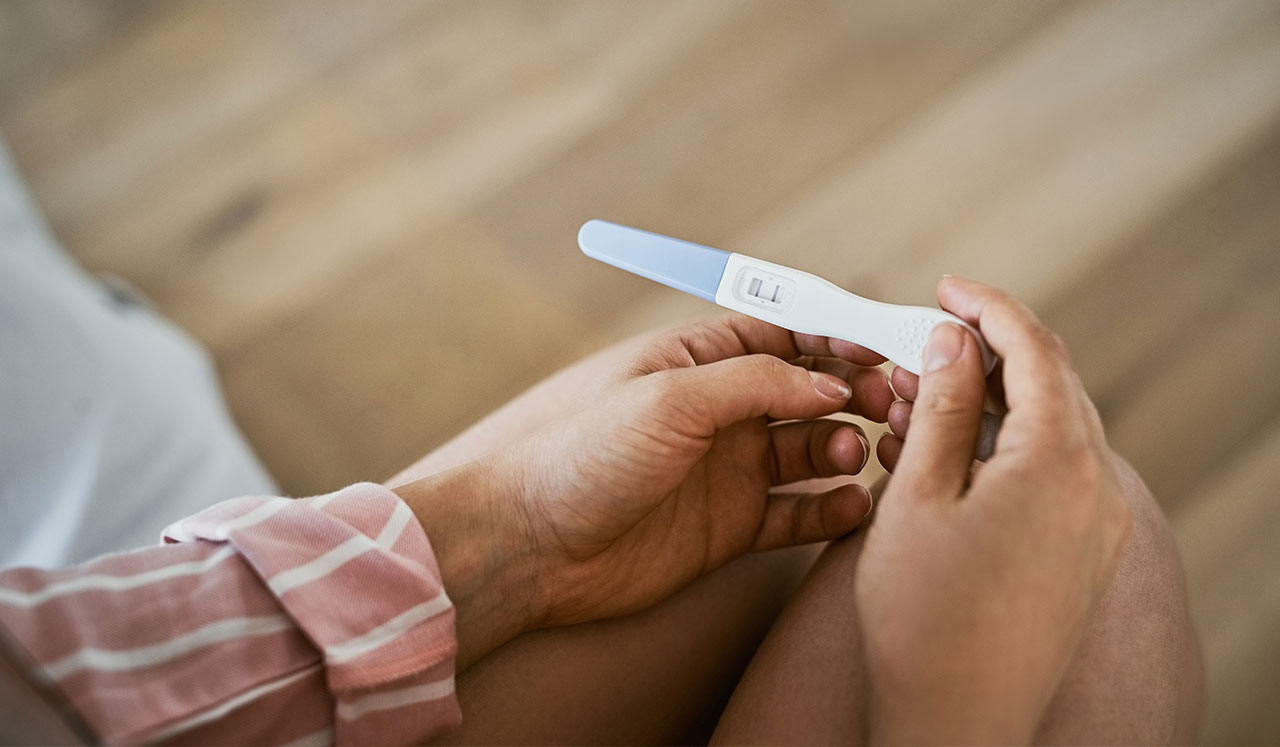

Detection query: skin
xmin=855 ymin=281 xmax=1134 ymax=743
xmin=389 ymin=278 xmax=1201 ymax=742
xmin=713 ymin=279 xmax=1201 ymax=745
xmin=391 ymin=315 xmax=895 ymax=669
xmin=389 ymin=325 xmax=894 ymax=744
xmin=875 ymin=289 xmax=1203 ymax=744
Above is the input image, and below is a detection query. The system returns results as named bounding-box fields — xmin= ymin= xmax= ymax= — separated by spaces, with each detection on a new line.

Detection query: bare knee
xmin=712 ymin=530 xmax=872 ymax=745
xmin=1035 ymin=461 xmax=1204 ymax=744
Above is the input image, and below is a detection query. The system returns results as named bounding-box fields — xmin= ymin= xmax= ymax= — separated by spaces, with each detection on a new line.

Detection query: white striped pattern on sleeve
xmin=0 ymin=482 xmax=462 ymax=745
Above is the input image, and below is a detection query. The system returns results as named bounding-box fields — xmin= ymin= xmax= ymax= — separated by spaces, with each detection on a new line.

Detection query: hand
xmin=856 ymin=278 xmax=1133 ymax=744
xmin=395 ymin=314 xmax=896 ymax=666
xmin=506 ymin=314 xmax=895 ymax=626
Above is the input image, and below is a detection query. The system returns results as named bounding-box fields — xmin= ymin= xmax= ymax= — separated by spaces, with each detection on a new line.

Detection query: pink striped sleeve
xmin=0 ymin=483 xmax=462 ymax=745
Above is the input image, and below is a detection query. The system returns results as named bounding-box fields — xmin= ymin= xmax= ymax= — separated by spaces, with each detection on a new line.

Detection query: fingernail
xmin=924 ymin=323 xmax=965 ymax=373
xmin=809 ymin=371 xmax=851 ymax=400
xmin=855 ymin=430 xmax=870 ymax=471
xmin=941 ymin=273 xmax=955 ymax=279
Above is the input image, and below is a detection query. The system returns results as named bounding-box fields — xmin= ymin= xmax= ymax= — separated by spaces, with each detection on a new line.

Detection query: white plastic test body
xmin=578 ymin=219 xmax=997 ymax=376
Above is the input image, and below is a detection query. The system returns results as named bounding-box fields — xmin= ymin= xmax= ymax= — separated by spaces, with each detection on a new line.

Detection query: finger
xmin=752 ymin=483 xmax=873 ymax=552
xmin=792 ymin=356 xmax=895 ymax=422
xmin=679 ymin=314 xmax=887 ymax=366
xmin=888 ymin=400 xmax=911 ymax=437
xmin=768 ymin=420 xmax=869 ymax=485
xmin=887 ymin=400 xmax=1002 ymax=462
xmin=876 ymin=433 xmax=904 ymax=473
xmin=658 ymin=354 xmax=851 ymax=430
xmin=890 ymin=366 xmax=919 ymax=402
xmin=807 ymin=334 xmax=889 ymax=367
xmin=891 ymin=322 xmax=987 ymax=500
xmin=975 ymin=411 xmax=1002 ymax=462
xmin=985 ymin=359 xmax=1008 ymax=410
xmin=936 ymin=278 xmax=1083 ymax=436
xmin=893 ymin=361 xmax=1006 ymax=423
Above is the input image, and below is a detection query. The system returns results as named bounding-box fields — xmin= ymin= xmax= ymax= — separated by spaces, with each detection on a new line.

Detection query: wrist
xmin=390 ymin=457 xmax=543 ymax=670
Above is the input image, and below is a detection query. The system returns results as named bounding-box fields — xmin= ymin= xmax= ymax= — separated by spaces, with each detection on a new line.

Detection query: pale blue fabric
xmin=0 ymin=139 xmax=276 ymax=568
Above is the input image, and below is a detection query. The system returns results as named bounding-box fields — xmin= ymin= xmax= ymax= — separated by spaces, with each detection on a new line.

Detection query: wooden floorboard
xmin=1 ymin=1 xmax=1277 ymax=742
xmin=1044 ymin=128 xmax=1280 ymax=412
xmin=1040 ymin=127 xmax=1280 ymax=511
xmin=1175 ymin=421 xmax=1280 ymax=744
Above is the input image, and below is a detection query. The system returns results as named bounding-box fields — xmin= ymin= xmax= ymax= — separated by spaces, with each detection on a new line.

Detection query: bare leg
xmin=437 ymin=544 xmax=821 ymax=745
xmin=711 ymin=518 xmax=873 ymax=745
xmin=713 ymin=475 xmax=1203 ymax=745
xmin=1031 ymin=460 xmax=1204 ymax=745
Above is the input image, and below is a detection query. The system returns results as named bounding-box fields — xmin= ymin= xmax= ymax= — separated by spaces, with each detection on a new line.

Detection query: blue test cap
xmin=578 ymin=220 xmax=730 ymax=302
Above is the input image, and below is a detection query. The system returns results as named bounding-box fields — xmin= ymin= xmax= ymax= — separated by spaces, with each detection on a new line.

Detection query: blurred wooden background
xmin=1 ymin=0 xmax=1277 ymax=742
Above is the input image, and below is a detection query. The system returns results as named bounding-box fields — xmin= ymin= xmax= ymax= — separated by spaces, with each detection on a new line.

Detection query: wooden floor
xmin=2 ymin=1 xmax=1278 ymax=742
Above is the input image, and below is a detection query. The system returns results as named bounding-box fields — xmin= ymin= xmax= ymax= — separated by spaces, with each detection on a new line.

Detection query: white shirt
xmin=0 ymin=140 xmax=275 ymax=567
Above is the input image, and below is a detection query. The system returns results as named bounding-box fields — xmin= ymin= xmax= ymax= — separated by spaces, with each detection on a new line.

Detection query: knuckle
xmin=625 ymin=331 xmax=694 ymax=377
xmin=644 ymin=372 xmax=715 ymax=433
xmin=1033 ymin=327 xmax=1069 ymax=361
xmin=642 ymin=369 xmax=685 ymax=405
xmin=1025 ymin=411 xmax=1064 ymax=441
xmin=916 ymin=385 xmax=974 ymax=420
xmin=1059 ymin=442 xmax=1103 ymax=491
xmin=653 ymin=327 xmax=686 ymax=350
xmin=792 ymin=354 xmax=817 ymax=370
xmin=985 ymin=290 xmax=1022 ymax=317
xmin=626 ymin=349 xmax=673 ymax=378
xmin=992 ymin=294 xmax=1038 ymax=330
xmin=760 ymin=353 xmax=793 ymax=374
xmin=751 ymin=353 xmax=799 ymax=384
xmin=806 ymin=423 xmax=832 ymax=474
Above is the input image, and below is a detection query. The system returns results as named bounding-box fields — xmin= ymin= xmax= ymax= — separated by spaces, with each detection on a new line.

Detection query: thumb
xmin=661 ymin=354 xmax=851 ymax=430
xmin=892 ymin=323 xmax=987 ymax=500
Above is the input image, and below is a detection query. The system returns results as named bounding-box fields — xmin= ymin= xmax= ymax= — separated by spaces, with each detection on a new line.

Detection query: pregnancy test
xmin=578 ymin=219 xmax=997 ymax=376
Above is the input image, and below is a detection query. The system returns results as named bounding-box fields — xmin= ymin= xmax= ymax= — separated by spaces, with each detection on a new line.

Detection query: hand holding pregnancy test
xmin=579 ymin=219 xmax=1004 ymax=460
xmin=577 ymin=219 xmax=998 ymax=376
